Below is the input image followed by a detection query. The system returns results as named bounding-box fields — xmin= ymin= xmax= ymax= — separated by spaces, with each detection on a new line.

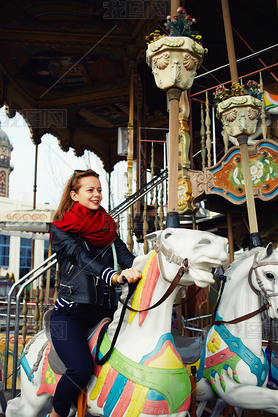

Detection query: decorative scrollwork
xmin=149 ymin=37 xmax=185 ymax=52
xmin=170 ymin=59 xmax=181 ymax=85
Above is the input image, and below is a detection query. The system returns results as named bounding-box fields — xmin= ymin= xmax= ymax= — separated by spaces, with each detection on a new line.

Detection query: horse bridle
xmin=122 ymin=235 xmax=191 ymax=314
xmin=248 ymin=252 xmax=278 ymax=301
xmin=215 ymin=252 xmax=278 ymax=326
xmin=154 ymin=235 xmax=190 ymax=269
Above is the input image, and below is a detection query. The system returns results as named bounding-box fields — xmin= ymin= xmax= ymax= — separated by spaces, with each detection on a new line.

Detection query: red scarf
xmin=52 ymin=203 xmax=117 ymax=248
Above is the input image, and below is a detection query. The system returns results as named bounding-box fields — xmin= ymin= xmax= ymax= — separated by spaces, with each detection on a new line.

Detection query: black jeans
xmin=50 ymin=301 xmax=115 ymax=417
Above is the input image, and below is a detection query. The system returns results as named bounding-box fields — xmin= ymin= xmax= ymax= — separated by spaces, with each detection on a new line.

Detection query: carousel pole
xmin=146 ymin=0 xmax=205 ymax=228
xmin=221 ymin=0 xmax=261 ymax=247
xmin=127 ymin=63 xmax=134 ymax=197
xmin=165 ymin=0 xmax=181 ymax=228
xmin=166 ymin=88 xmax=181 ymax=227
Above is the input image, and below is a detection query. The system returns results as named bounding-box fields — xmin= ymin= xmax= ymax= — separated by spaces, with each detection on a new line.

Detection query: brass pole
xmin=221 ymin=0 xmax=261 ymax=247
xmin=171 ymin=0 xmax=180 ymax=15
xmin=45 ymin=239 xmax=52 ymax=304
xmin=33 ymin=143 xmax=38 ymax=210
xmin=221 ymin=0 xmax=238 ymax=84
xmin=30 ymin=143 xmax=39 ymax=301
xmin=164 ymin=0 xmax=181 ymax=227
xmin=127 ymin=65 xmax=134 ymax=197
xmin=227 ymin=212 xmax=234 ymax=263
xmin=238 ymin=135 xmax=259 ymax=236
xmin=166 ymin=88 xmax=181 ymax=227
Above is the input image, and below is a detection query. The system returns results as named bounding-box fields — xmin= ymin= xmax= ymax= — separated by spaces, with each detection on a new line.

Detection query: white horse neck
xmin=216 ymin=252 xmax=262 ymax=354
xmin=115 ymin=276 xmax=179 ymax=362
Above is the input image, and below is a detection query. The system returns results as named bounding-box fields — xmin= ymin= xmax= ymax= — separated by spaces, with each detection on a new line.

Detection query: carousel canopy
xmin=0 ymin=0 xmax=277 ymax=172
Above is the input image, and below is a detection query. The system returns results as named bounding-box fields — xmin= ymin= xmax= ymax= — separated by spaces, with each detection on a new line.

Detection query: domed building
xmin=0 ymin=121 xmax=13 ymax=198
xmin=0 ymin=120 xmax=55 ymax=281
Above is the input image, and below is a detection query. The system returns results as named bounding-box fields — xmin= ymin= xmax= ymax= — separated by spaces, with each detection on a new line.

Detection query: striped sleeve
xmin=54 ymin=297 xmax=77 ymax=310
xmin=100 ymin=266 xmax=118 ymax=286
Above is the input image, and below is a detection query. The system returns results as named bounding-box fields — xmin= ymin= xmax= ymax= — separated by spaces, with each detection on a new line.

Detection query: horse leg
xmin=218 ymin=382 xmax=278 ymax=413
xmin=6 ymin=334 xmax=52 ymax=417
xmin=234 ymin=407 xmax=243 ymax=417
xmin=210 ymin=398 xmax=228 ymax=417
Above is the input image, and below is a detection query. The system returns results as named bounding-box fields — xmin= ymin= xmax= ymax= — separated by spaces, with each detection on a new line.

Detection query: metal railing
xmin=3 ymin=168 xmax=168 ymax=397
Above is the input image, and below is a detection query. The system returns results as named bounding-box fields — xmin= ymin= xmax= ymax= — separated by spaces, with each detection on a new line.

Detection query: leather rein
xmin=121 ymin=235 xmax=204 ymax=313
xmin=95 ymin=240 xmax=195 ymax=365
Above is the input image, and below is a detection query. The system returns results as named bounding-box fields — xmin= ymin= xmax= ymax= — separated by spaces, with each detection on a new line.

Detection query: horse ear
xmin=145 ymin=230 xmax=162 ymax=243
xmin=267 ymin=242 xmax=273 ymax=257
xmin=257 ymin=242 xmax=273 ymax=262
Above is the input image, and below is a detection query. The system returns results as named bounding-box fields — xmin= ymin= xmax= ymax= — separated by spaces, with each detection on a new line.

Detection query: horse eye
xmin=265 ymin=272 xmax=275 ymax=280
xmin=164 ymin=233 xmax=172 ymax=239
xmin=198 ymin=239 xmax=211 ymax=245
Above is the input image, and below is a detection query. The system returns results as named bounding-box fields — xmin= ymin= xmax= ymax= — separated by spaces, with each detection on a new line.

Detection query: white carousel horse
xmin=5 ymin=228 xmax=228 ymax=417
xmin=191 ymin=243 xmax=278 ymax=415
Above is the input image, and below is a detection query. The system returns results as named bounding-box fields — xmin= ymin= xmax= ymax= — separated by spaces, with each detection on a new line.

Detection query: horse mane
xmin=107 ymin=251 xmax=159 ymax=337
xmin=225 ymin=246 xmax=264 ymax=277
xmin=128 ymin=251 xmax=160 ymax=326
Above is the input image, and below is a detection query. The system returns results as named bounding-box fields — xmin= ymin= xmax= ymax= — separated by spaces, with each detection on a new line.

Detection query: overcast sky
xmin=0 ymin=106 xmax=112 ymax=209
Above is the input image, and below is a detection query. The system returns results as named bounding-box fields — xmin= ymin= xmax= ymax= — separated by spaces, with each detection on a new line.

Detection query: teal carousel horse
xmin=5 ymin=228 xmax=228 ymax=417
xmin=188 ymin=243 xmax=278 ymax=416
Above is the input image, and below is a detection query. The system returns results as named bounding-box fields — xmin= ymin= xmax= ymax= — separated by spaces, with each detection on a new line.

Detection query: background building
xmin=0 ymin=125 xmax=55 ymax=281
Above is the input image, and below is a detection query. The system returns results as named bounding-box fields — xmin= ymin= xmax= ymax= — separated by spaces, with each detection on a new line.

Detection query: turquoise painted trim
xmin=214 ymin=322 xmax=268 ymax=386
xmin=103 ymin=373 xmax=128 ymax=417
xmin=211 ymin=187 xmax=224 ymax=193
xmin=227 ymin=193 xmax=246 ymax=202
xmin=266 ymin=347 xmax=278 ymax=386
xmin=197 ymin=331 xmax=209 ymax=382
xmin=99 ymin=332 xmax=190 ymax=413
xmin=215 ymin=311 xmax=222 ymax=321
xmin=211 ymin=188 xmax=246 ymax=202
xmin=211 ymin=150 xmax=239 ymax=173
xmin=147 ymin=389 xmax=165 ymax=401
xmin=20 ymin=356 xmax=34 ymax=381
xmin=262 ymin=188 xmax=278 ymax=198
xmin=140 ymin=333 xmax=175 ymax=364
xmin=258 ymin=143 xmax=278 ymax=152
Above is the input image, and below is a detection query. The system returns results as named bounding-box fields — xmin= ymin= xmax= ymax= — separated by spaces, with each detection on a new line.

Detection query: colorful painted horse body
xmin=194 ymin=244 xmax=278 ymax=414
xmin=5 ymin=228 xmax=228 ymax=417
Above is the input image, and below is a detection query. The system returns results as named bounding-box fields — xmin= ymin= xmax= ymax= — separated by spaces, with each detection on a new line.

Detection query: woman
xmin=48 ymin=169 xmax=141 ymax=417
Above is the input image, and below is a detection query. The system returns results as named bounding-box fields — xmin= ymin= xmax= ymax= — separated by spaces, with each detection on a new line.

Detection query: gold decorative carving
xmin=177 ymin=177 xmax=193 ymax=214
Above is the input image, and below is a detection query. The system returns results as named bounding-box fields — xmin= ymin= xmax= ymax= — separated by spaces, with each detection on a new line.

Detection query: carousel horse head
xmin=146 ymin=227 xmax=228 ymax=288
xmin=247 ymin=243 xmax=278 ymax=319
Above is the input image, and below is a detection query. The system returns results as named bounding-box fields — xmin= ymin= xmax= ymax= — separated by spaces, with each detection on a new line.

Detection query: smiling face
xmin=70 ymin=176 xmax=103 ymax=210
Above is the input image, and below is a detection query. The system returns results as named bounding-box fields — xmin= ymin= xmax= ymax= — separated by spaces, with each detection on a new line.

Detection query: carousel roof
xmin=0 ymin=0 xmax=277 ymax=172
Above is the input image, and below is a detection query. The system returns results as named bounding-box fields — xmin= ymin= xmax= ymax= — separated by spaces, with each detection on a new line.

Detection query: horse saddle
xmin=43 ymin=309 xmax=67 ymax=375
xmin=43 ymin=309 xmax=111 ymax=376
xmin=174 ymin=325 xmax=211 ymax=364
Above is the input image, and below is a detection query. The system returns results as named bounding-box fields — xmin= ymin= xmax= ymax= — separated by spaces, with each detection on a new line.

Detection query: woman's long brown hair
xmin=53 ymin=169 xmax=100 ymax=221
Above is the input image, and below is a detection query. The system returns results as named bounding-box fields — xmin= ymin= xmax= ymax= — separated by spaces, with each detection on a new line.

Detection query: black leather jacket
xmin=51 ymin=224 xmax=135 ymax=307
